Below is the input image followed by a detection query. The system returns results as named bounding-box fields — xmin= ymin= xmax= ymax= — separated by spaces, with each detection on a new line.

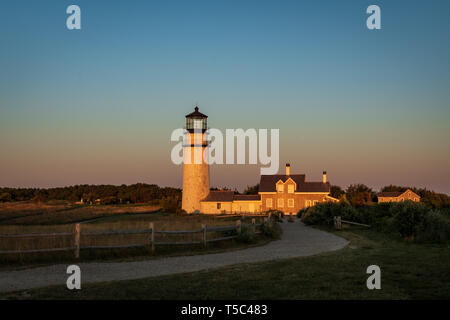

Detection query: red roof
xmin=259 ymin=174 xmax=305 ymax=192
xmin=259 ymin=174 xmax=329 ymax=193
xmin=233 ymin=194 xmax=261 ymax=201
xmin=202 ymin=191 xmax=261 ymax=202
xmin=378 ymin=191 xmax=403 ymax=197
xmin=202 ymin=191 xmax=234 ymax=202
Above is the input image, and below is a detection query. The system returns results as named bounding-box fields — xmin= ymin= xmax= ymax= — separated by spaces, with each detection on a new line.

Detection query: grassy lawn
xmin=0 ymin=201 xmax=161 ymax=225
xmin=4 ymin=226 xmax=450 ymax=299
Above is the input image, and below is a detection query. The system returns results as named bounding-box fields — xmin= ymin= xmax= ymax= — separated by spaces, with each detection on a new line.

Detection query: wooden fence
xmin=334 ymin=216 xmax=370 ymax=230
xmin=0 ymin=218 xmax=267 ymax=258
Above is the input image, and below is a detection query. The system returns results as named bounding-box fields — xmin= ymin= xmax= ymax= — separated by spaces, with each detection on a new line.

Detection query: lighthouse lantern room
xmin=185 ymin=106 xmax=207 ymax=131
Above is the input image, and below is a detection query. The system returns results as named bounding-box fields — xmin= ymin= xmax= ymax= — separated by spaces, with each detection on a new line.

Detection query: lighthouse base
xmin=182 ymin=163 xmax=210 ymax=213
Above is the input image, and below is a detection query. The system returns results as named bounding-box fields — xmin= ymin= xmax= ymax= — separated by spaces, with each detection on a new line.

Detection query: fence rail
xmin=0 ymin=247 xmax=76 ymax=254
xmin=0 ymin=232 xmax=73 ymax=238
xmin=82 ymin=229 xmax=150 ymax=236
xmin=154 ymin=229 xmax=203 ymax=235
xmin=334 ymin=216 xmax=371 ymax=229
xmin=0 ymin=218 xmax=268 ymax=257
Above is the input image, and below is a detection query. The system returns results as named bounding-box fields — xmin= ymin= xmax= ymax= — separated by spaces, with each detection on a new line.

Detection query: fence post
xmin=236 ymin=220 xmax=241 ymax=234
xmin=202 ymin=224 xmax=207 ymax=248
xmin=334 ymin=216 xmax=342 ymax=230
xmin=251 ymin=218 xmax=256 ymax=234
xmin=74 ymin=223 xmax=80 ymax=259
xmin=150 ymin=222 xmax=155 ymax=253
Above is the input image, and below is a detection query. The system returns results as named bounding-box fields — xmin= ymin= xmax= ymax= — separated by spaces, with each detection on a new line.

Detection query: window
xmin=193 ymin=119 xmax=202 ymax=129
xmin=288 ymin=199 xmax=294 ymax=208
xmin=278 ymin=198 xmax=284 ymax=208
xmin=277 ymin=184 xmax=284 ymax=193
xmin=288 ymin=184 xmax=294 ymax=193
xmin=266 ymin=198 xmax=273 ymax=208
xmin=313 ymin=200 xmax=318 ymax=206
xmin=305 ymin=200 xmax=312 ymax=207
xmin=217 ymin=203 xmax=221 ymax=209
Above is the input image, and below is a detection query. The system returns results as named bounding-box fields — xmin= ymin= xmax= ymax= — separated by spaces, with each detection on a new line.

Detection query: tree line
xmin=330 ymin=184 xmax=450 ymax=209
xmin=1 ymin=182 xmax=449 ymax=209
xmin=0 ymin=183 xmax=181 ymax=204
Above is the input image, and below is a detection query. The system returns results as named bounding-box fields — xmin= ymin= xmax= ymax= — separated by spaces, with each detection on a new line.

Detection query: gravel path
xmin=0 ymin=220 xmax=348 ymax=293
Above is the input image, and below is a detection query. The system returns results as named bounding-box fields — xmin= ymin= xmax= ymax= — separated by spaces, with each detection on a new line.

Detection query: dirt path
xmin=0 ymin=220 xmax=348 ymax=293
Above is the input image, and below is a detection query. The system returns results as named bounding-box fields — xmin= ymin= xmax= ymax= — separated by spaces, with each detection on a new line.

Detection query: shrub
xmin=390 ymin=201 xmax=429 ymax=239
xmin=260 ymin=220 xmax=282 ymax=239
xmin=267 ymin=210 xmax=284 ymax=222
xmin=440 ymin=208 xmax=450 ymax=219
xmin=301 ymin=202 xmax=359 ymax=226
xmin=296 ymin=200 xmax=450 ymax=244
xmin=0 ymin=192 xmax=12 ymax=202
xmin=237 ymin=225 xmax=255 ymax=243
xmin=160 ymin=197 xmax=180 ymax=213
xmin=100 ymin=196 xmax=120 ymax=205
xmin=176 ymin=208 xmax=188 ymax=216
xmin=297 ymin=208 xmax=307 ymax=219
xmin=417 ymin=210 xmax=450 ymax=243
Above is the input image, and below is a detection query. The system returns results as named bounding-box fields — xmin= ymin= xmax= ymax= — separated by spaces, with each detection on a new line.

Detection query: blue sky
xmin=1 ymin=0 xmax=449 ymax=193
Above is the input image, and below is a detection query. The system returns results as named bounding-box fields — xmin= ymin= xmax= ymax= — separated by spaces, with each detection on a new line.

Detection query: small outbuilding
xmin=377 ymin=189 xmax=420 ymax=203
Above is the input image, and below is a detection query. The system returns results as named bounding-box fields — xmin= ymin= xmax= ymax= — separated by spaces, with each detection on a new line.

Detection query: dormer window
xmin=288 ymin=184 xmax=294 ymax=193
xmin=277 ymin=184 xmax=284 ymax=193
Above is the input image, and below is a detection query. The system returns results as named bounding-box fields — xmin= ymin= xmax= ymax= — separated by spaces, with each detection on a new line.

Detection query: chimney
xmin=285 ymin=163 xmax=290 ymax=176
xmin=323 ymin=171 xmax=327 ymax=183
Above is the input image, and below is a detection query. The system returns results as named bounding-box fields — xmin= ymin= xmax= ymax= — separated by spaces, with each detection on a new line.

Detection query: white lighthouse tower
xmin=181 ymin=106 xmax=210 ymax=213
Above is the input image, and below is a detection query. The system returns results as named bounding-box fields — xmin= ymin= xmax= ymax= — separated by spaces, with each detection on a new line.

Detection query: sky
xmin=0 ymin=0 xmax=449 ymax=194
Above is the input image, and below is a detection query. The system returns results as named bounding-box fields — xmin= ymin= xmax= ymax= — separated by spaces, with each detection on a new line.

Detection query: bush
xmin=0 ymin=192 xmax=12 ymax=202
xmin=301 ymin=202 xmax=359 ymax=226
xmin=100 ymin=196 xmax=120 ymax=205
xmin=417 ymin=210 xmax=450 ymax=243
xmin=440 ymin=208 xmax=450 ymax=219
xmin=237 ymin=225 xmax=255 ymax=243
xmin=267 ymin=210 xmax=284 ymax=222
xmin=299 ymin=200 xmax=450 ymax=244
xmin=297 ymin=208 xmax=307 ymax=219
xmin=160 ymin=197 xmax=180 ymax=213
xmin=390 ymin=201 xmax=429 ymax=239
xmin=260 ymin=220 xmax=282 ymax=239
xmin=176 ymin=208 xmax=188 ymax=216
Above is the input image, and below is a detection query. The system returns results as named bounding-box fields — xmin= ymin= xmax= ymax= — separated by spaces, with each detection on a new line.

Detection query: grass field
xmin=5 ymin=226 xmax=449 ymax=300
xmin=0 ymin=201 xmax=161 ymax=225
xmin=0 ymin=202 xmax=271 ymax=266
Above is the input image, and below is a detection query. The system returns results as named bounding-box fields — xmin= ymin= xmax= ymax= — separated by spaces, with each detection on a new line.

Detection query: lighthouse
xmin=182 ymin=106 xmax=210 ymax=213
